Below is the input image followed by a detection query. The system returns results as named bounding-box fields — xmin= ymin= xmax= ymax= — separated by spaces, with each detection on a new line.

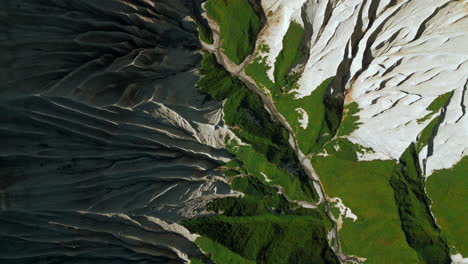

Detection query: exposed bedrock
xmin=0 ymin=0 xmax=232 ymax=263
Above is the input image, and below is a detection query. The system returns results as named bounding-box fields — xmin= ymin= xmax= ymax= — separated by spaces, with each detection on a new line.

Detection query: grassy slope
xmin=185 ymin=215 xmax=338 ymax=264
xmin=244 ymin=20 xmax=419 ymax=261
xmin=417 ymin=91 xmax=453 ymax=123
xmin=276 ymin=77 xmax=340 ymax=154
xmin=390 ymin=144 xmax=450 ymax=264
xmin=226 ymin=140 xmax=316 ymax=202
xmin=187 ymin=44 xmax=337 ymax=262
xmin=196 ymin=21 xmax=214 ymax=44
xmin=312 ymin=155 xmax=421 ymax=263
xmin=245 ymin=21 xmax=342 ymax=155
xmin=184 ymin=176 xmax=338 ymax=264
xmin=194 ymin=237 xmax=256 ymax=264
xmin=426 ymin=157 xmax=468 ymax=256
xmin=197 ymin=53 xmax=317 ymax=202
xmin=198 ymin=53 xmax=295 ymax=166
xmin=273 ymin=22 xmax=305 ymax=87
xmin=205 ymin=0 xmax=261 ymax=64
xmin=194 ymin=8 xmax=458 ymax=263
xmin=312 ymin=101 xmax=453 ymax=263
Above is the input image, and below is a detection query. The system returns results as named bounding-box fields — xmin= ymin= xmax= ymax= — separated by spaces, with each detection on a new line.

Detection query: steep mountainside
xmin=186 ymin=0 xmax=467 ymax=263
xmin=0 ymin=0 xmax=466 ymax=264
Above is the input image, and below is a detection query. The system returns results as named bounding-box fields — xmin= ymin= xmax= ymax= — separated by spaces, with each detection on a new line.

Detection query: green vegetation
xmin=275 ymin=77 xmax=341 ymax=154
xmin=197 ymin=53 xmax=243 ymax=100
xmin=308 ymin=103 xmax=417 ymax=263
xmin=322 ymin=137 xmax=373 ymax=161
xmin=184 ymin=176 xmax=337 ymax=264
xmin=245 ymin=55 xmax=274 ymax=90
xmin=416 ymin=115 xmax=441 ymax=153
xmin=417 ymin=91 xmax=453 ymax=124
xmin=335 ymin=102 xmax=361 ymax=137
xmin=312 ymin=155 xmax=421 ymax=263
xmin=198 ymin=53 xmax=296 ymax=167
xmin=313 ymin=105 xmax=452 ymax=263
xmin=189 ymin=50 xmax=337 ymax=263
xmin=197 ymin=52 xmax=317 ymax=201
xmin=390 ymin=143 xmax=450 ymax=263
xmin=192 ymin=10 xmax=459 ymax=264
xmin=208 ymin=176 xmax=296 ymax=217
xmin=244 ymin=21 xmax=342 ymax=155
xmin=426 ymin=91 xmax=453 ymax=112
xmin=205 ymin=0 xmax=261 ymax=64
xmin=189 ymin=257 xmax=205 ymax=264
xmin=274 ymin=22 xmax=305 ymax=87
xmin=427 ymin=157 xmax=468 ymax=255
xmin=184 ymin=214 xmax=338 ymax=264
xmin=226 ymin=140 xmax=316 ymax=202
xmin=194 ymin=237 xmax=256 ymax=264
xmin=245 ymin=21 xmax=305 ymax=95
xmin=196 ymin=20 xmax=214 ymax=44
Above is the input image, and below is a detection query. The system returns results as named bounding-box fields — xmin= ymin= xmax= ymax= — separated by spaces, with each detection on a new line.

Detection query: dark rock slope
xmin=0 ymin=0 xmax=233 ymax=263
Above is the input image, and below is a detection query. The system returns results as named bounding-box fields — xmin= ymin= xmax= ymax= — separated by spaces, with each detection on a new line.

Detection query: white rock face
xmin=295 ymin=107 xmax=309 ymax=129
xmin=345 ymin=0 xmax=468 ymax=175
xmin=258 ymin=0 xmax=467 ymax=175
xmin=451 ymin=253 xmax=468 ymax=264
xmin=329 ymin=197 xmax=358 ymax=222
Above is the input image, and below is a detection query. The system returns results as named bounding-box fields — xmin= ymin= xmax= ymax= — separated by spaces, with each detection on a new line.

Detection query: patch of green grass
xmin=274 ymin=21 xmax=305 ymax=87
xmin=417 ymin=91 xmax=453 ymax=124
xmin=322 ymin=137 xmax=373 ymax=161
xmin=312 ymin=154 xmax=421 ymax=263
xmin=205 ymin=0 xmax=261 ymax=64
xmin=245 ymin=72 xmax=343 ymax=156
xmin=313 ymin=105 xmax=452 ymax=263
xmin=184 ymin=214 xmax=338 ymax=264
xmin=426 ymin=91 xmax=453 ymax=112
xmin=226 ymin=140 xmax=316 ymax=202
xmin=275 ymin=77 xmax=341 ymax=154
xmin=195 ymin=19 xmax=214 ymax=44
xmin=195 ymin=237 xmax=256 ymax=264
xmin=245 ymin=20 xmax=305 ymax=96
xmin=311 ymin=105 xmax=419 ymax=262
xmin=427 ymin=156 xmax=468 ymax=256
xmin=244 ymin=55 xmax=274 ymax=90
xmin=390 ymin=143 xmax=450 ymax=264
xmin=336 ymin=102 xmax=361 ymax=137
xmin=197 ymin=53 xmax=242 ymax=100
xmin=244 ymin=22 xmax=342 ymax=155
xmin=416 ymin=115 xmax=441 ymax=153
xmin=208 ymin=176 xmax=297 ymax=216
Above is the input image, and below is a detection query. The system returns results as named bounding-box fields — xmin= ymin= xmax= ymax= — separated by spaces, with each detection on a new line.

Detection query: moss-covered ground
xmin=205 ymin=0 xmax=261 ymax=64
